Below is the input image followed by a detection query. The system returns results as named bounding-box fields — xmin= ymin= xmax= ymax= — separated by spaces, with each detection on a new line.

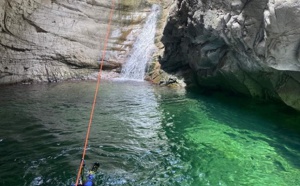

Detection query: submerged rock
xmin=160 ymin=0 xmax=300 ymax=111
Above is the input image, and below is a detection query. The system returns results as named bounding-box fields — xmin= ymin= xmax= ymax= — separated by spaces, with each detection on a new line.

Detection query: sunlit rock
xmin=0 ymin=0 xmax=166 ymax=84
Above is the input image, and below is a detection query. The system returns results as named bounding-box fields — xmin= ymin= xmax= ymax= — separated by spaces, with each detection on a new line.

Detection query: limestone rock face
xmin=0 ymin=0 xmax=156 ymax=84
xmin=160 ymin=0 xmax=300 ymax=111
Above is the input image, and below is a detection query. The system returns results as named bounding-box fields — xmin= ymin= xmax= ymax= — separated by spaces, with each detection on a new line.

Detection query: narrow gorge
xmin=1 ymin=0 xmax=300 ymax=111
xmin=1 ymin=1 xmax=300 ymax=185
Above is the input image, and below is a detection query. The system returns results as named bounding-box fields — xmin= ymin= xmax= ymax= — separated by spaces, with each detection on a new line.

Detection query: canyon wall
xmin=2 ymin=0 xmax=300 ymax=111
xmin=0 ymin=0 xmax=164 ymax=84
xmin=160 ymin=0 xmax=300 ymax=111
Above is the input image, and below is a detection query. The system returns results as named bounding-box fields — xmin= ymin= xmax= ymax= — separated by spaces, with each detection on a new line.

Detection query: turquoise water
xmin=0 ymin=80 xmax=300 ymax=185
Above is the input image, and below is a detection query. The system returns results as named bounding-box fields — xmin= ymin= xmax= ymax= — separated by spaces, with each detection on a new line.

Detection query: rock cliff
xmin=160 ymin=0 xmax=300 ymax=111
xmin=0 ymin=0 xmax=159 ymax=84
xmin=2 ymin=0 xmax=300 ymax=110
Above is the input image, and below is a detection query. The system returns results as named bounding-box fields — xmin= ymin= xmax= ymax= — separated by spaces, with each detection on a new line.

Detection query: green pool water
xmin=0 ymin=80 xmax=299 ymax=185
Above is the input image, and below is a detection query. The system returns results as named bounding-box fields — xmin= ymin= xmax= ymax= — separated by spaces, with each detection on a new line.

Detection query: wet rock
xmin=0 ymin=0 xmax=166 ymax=84
xmin=160 ymin=0 xmax=300 ymax=111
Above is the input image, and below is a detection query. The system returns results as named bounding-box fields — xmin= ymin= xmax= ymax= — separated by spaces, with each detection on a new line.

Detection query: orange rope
xmin=75 ymin=0 xmax=115 ymax=185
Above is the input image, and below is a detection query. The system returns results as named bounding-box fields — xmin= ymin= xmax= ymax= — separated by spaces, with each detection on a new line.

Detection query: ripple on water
xmin=31 ymin=176 xmax=43 ymax=186
xmin=1 ymin=81 xmax=300 ymax=185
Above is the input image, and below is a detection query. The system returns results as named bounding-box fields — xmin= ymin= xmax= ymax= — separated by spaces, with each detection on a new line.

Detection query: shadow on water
xmin=155 ymin=86 xmax=300 ymax=185
xmin=0 ymin=84 xmax=81 ymax=185
xmin=189 ymin=88 xmax=300 ymax=169
xmin=188 ymin=87 xmax=300 ymax=133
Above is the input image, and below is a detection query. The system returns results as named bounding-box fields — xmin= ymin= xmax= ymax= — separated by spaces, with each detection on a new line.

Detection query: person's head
xmin=91 ymin=163 xmax=100 ymax=171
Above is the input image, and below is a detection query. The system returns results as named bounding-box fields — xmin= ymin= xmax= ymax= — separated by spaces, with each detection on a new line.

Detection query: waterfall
xmin=120 ymin=4 xmax=160 ymax=80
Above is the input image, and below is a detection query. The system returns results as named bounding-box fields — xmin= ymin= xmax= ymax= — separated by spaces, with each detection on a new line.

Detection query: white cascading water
xmin=120 ymin=4 xmax=160 ymax=80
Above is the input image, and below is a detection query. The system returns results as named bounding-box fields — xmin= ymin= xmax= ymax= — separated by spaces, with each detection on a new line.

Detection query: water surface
xmin=0 ymin=80 xmax=300 ymax=185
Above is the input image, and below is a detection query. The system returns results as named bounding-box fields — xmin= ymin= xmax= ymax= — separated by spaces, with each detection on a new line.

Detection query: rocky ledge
xmin=160 ymin=0 xmax=300 ymax=111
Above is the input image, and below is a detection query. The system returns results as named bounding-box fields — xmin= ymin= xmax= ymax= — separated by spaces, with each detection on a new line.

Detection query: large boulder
xmin=160 ymin=0 xmax=300 ymax=111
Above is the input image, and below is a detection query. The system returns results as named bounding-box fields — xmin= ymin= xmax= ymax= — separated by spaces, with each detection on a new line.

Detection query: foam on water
xmin=120 ymin=4 xmax=160 ymax=81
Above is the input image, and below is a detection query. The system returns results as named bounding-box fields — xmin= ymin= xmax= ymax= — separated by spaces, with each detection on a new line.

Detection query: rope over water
xmin=74 ymin=0 xmax=116 ymax=185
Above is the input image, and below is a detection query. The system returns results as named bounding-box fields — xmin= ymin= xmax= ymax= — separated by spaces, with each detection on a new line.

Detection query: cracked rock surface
xmin=160 ymin=0 xmax=300 ymax=111
xmin=0 ymin=0 xmax=153 ymax=84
